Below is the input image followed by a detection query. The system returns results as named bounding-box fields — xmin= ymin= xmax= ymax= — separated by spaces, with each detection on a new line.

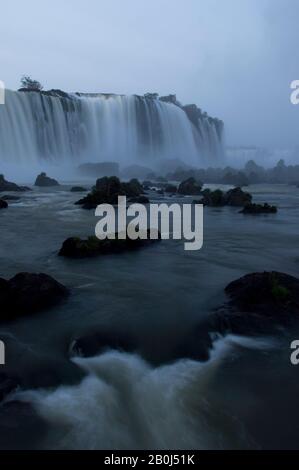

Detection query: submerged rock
xmin=198 ymin=188 xmax=224 ymax=206
xmin=59 ymin=230 xmax=161 ymax=258
xmin=0 ymin=273 xmax=69 ymax=321
xmin=209 ymin=271 xmax=299 ymax=336
xmin=75 ymin=176 xmax=144 ymax=209
xmin=0 ymin=175 xmax=30 ymax=192
xmin=240 ymin=203 xmax=278 ymax=214
xmin=177 ymin=177 xmax=202 ymax=195
xmin=0 ymin=199 xmax=8 ymax=209
xmin=34 ymin=172 xmax=60 ymax=187
xmin=70 ymin=186 xmax=87 ymax=193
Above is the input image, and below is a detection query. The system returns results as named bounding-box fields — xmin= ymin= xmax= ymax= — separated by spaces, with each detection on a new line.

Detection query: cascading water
xmin=0 ymin=90 xmax=223 ymax=167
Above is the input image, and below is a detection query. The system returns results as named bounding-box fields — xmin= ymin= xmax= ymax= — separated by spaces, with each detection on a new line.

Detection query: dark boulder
xmin=0 ymin=175 xmax=30 ymax=192
xmin=34 ymin=172 xmax=60 ymax=187
xmin=209 ymin=272 xmax=299 ymax=336
xmin=224 ymin=187 xmax=252 ymax=207
xmin=178 ymin=177 xmax=202 ymax=195
xmin=59 ymin=231 xmax=161 ymax=259
xmin=76 ymin=176 xmax=144 ymax=210
xmin=0 ymin=199 xmax=8 ymax=209
xmin=0 ymin=273 xmax=69 ymax=321
xmin=198 ymin=189 xmax=224 ymax=206
xmin=196 ymin=187 xmax=253 ymax=208
xmin=240 ymin=203 xmax=278 ymax=214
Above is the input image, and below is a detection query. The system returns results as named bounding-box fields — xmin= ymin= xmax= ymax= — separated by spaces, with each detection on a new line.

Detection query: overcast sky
xmin=1 ymin=0 xmax=298 ymax=148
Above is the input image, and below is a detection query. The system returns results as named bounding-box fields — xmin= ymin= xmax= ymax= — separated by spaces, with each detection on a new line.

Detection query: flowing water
xmin=0 ymin=182 xmax=299 ymax=449
xmin=0 ymin=91 xmax=223 ymax=166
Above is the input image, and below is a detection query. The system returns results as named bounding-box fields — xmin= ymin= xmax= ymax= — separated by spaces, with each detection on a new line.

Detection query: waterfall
xmin=0 ymin=90 xmax=223 ymax=167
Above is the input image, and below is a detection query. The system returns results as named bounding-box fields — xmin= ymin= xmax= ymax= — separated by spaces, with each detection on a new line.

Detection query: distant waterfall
xmin=0 ymin=90 xmax=223 ymax=166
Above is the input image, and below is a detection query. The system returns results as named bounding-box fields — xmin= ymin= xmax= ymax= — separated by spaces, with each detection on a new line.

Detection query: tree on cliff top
xmin=20 ymin=76 xmax=43 ymax=91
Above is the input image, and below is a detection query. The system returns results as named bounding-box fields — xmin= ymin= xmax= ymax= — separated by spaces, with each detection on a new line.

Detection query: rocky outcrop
xmin=198 ymin=187 xmax=252 ymax=207
xmin=75 ymin=176 xmax=144 ymax=209
xmin=34 ymin=173 xmax=60 ymax=187
xmin=178 ymin=177 xmax=202 ymax=195
xmin=0 ymin=199 xmax=8 ymax=209
xmin=225 ymin=187 xmax=252 ymax=206
xmin=0 ymin=273 xmax=68 ymax=321
xmin=209 ymin=272 xmax=299 ymax=336
xmin=240 ymin=203 xmax=278 ymax=214
xmin=59 ymin=231 xmax=161 ymax=258
xmin=0 ymin=175 xmax=30 ymax=192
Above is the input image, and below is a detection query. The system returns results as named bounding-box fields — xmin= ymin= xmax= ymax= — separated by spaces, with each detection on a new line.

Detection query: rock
xmin=157 ymin=189 xmax=164 ymax=195
xmin=34 ymin=172 xmax=59 ymax=187
xmin=70 ymin=331 xmax=137 ymax=358
xmin=240 ymin=203 xmax=278 ymax=214
xmin=224 ymin=187 xmax=252 ymax=207
xmin=165 ymin=184 xmax=177 ymax=193
xmin=0 ymin=273 xmax=69 ymax=321
xmin=196 ymin=187 xmax=252 ymax=208
xmin=198 ymin=189 xmax=224 ymax=206
xmin=59 ymin=231 xmax=161 ymax=258
xmin=209 ymin=272 xmax=299 ymax=336
xmin=75 ymin=176 xmax=144 ymax=210
xmin=0 ymin=199 xmax=8 ymax=209
xmin=0 ymin=175 xmax=30 ymax=192
xmin=177 ymin=177 xmax=202 ymax=195
xmin=70 ymin=186 xmax=87 ymax=193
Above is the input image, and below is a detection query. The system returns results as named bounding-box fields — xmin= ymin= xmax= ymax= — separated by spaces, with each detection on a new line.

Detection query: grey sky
xmin=1 ymin=0 xmax=298 ymax=148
